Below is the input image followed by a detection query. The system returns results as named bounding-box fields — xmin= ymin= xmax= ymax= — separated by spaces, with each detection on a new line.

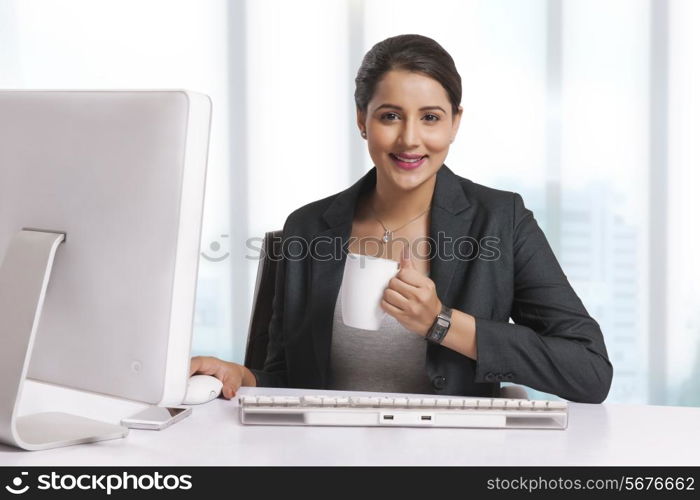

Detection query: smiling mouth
xmin=390 ymin=153 xmax=426 ymax=162
xmin=389 ymin=153 xmax=427 ymax=169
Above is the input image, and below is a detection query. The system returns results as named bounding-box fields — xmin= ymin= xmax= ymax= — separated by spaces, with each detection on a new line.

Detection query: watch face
xmin=437 ymin=318 xmax=449 ymax=328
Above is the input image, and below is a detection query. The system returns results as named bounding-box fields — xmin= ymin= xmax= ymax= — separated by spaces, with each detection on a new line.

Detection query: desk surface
xmin=1 ymin=381 xmax=699 ymax=466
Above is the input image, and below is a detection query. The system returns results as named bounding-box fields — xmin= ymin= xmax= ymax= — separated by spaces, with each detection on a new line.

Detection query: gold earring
xmin=361 ymin=131 xmax=367 ymax=138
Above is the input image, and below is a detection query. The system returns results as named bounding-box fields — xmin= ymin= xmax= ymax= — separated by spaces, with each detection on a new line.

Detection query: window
xmin=4 ymin=0 xmax=698 ymax=406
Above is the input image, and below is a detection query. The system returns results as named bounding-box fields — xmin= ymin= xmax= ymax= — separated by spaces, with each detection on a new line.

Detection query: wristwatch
xmin=425 ymin=304 xmax=452 ymax=344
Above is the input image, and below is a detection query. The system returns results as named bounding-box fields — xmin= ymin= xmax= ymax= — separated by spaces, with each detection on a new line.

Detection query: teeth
xmin=394 ymin=155 xmax=423 ymax=163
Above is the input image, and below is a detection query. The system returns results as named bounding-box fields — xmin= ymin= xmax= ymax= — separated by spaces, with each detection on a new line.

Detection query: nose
xmin=398 ymin=119 xmax=420 ymax=149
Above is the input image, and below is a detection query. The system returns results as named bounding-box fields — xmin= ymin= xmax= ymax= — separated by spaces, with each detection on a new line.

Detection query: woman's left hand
xmin=381 ymin=246 xmax=442 ymax=336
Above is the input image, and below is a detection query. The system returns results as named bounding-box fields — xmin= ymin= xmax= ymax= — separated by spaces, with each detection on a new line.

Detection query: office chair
xmin=244 ymin=230 xmax=529 ymax=399
xmin=245 ymin=230 xmax=283 ymax=370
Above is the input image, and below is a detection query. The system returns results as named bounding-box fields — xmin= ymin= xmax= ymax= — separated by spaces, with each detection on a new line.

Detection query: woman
xmin=191 ymin=34 xmax=613 ymax=403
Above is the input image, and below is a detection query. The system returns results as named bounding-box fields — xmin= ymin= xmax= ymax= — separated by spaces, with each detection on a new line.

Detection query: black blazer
xmin=250 ymin=165 xmax=613 ymax=403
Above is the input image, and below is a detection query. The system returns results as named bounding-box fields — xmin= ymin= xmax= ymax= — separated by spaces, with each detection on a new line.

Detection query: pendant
xmin=382 ymin=229 xmax=391 ymax=243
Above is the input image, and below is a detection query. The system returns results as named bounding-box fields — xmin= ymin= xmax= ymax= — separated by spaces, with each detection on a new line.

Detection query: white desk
xmin=1 ymin=381 xmax=698 ymax=466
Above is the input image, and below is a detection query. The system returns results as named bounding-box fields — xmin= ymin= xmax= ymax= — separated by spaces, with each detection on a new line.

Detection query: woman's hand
xmin=381 ymin=246 xmax=442 ymax=336
xmin=189 ymin=356 xmax=257 ymax=399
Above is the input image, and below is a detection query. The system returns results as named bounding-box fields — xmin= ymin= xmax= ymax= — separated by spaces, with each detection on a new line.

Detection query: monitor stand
xmin=0 ymin=230 xmax=128 ymax=451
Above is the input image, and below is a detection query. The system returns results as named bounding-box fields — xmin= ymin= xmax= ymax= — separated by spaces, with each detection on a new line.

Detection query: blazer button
xmin=432 ymin=376 xmax=447 ymax=390
xmin=504 ymin=372 xmax=514 ymax=381
xmin=484 ymin=372 xmax=496 ymax=382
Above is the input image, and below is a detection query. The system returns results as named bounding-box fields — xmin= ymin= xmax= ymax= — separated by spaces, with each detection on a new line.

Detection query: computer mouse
xmin=182 ymin=375 xmax=223 ymax=405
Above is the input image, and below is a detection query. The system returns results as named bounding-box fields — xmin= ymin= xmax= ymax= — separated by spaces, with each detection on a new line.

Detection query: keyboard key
xmin=420 ymin=399 xmax=436 ymax=408
xmin=393 ymin=398 xmax=409 ymax=407
xmin=449 ymin=399 xmax=465 ymax=408
xmin=435 ymin=399 xmax=450 ymax=408
xmin=335 ymin=397 xmax=350 ymax=407
xmin=379 ymin=398 xmax=395 ymax=407
xmin=463 ymin=399 xmax=479 ymax=408
xmin=490 ymin=399 xmax=506 ymax=409
xmin=475 ymin=399 xmax=492 ymax=409
xmin=547 ymin=401 xmax=568 ymax=410
xmin=257 ymin=396 xmax=273 ymax=406
xmin=302 ymin=396 xmax=324 ymax=406
xmin=272 ymin=397 xmax=295 ymax=406
xmin=408 ymin=398 xmax=423 ymax=408
xmin=350 ymin=397 xmax=378 ymax=407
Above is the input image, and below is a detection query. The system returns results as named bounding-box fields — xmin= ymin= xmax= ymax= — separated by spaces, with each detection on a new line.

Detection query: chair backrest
xmin=244 ymin=230 xmax=282 ymax=370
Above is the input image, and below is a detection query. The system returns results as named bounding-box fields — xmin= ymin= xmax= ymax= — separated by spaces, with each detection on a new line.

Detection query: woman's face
xmin=357 ymin=69 xmax=462 ymax=193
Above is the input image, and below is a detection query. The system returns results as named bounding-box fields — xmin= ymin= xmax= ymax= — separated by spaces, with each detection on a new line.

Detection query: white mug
xmin=340 ymin=252 xmax=399 ymax=331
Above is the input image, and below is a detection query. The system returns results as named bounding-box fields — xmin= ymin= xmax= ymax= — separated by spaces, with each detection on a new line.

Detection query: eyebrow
xmin=375 ymin=103 xmax=447 ymax=114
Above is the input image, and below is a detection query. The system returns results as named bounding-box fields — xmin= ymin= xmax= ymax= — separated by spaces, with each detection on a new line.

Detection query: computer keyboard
xmin=239 ymin=395 xmax=568 ymax=429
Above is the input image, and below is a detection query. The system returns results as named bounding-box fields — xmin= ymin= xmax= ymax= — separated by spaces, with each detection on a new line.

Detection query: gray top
xmin=328 ymin=278 xmax=435 ymax=395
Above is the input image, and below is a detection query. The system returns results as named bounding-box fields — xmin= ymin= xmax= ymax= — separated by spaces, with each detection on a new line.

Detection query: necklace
xmin=368 ymin=203 xmax=430 ymax=244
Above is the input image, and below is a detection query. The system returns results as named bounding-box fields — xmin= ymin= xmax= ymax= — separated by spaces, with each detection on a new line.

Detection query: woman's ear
xmin=356 ymin=108 xmax=367 ymax=139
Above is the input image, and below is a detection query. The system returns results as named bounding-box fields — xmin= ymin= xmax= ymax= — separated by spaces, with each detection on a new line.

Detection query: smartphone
xmin=121 ymin=406 xmax=192 ymax=430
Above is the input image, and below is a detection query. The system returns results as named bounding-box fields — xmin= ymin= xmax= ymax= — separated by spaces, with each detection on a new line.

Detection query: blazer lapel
xmin=428 ymin=165 xmax=473 ymax=305
xmin=308 ymin=165 xmax=473 ymax=385
xmin=309 ymin=169 xmax=376 ymax=385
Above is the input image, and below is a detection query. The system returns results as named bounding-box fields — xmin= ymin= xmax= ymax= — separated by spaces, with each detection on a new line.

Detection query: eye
xmin=423 ymin=113 xmax=440 ymax=122
xmin=380 ymin=112 xmax=400 ymax=121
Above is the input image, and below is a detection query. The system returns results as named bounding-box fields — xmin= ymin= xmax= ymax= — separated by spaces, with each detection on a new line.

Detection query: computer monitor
xmin=0 ymin=90 xmax=211 ymax=450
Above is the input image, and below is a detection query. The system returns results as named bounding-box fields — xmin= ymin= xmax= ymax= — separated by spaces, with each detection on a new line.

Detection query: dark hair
xmin=354 ymin=34 xmax=462 ymax=115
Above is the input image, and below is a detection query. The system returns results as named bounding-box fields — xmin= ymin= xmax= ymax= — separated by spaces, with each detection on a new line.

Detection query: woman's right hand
xmin=189 ymin=356 xmax=257 ymax=399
